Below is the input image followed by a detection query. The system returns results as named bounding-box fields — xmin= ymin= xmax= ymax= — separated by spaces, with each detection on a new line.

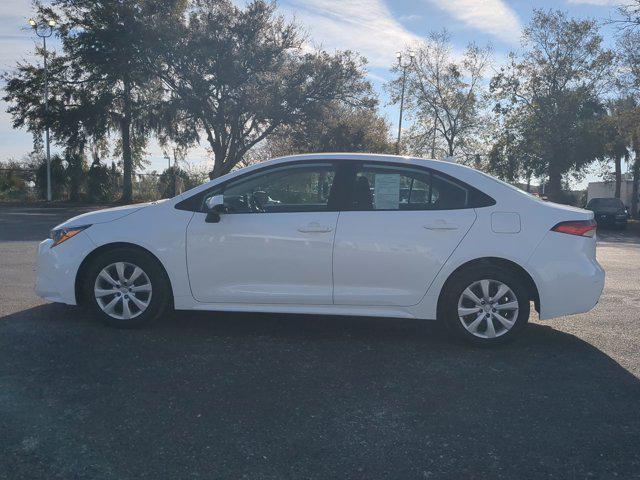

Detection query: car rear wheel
xmin=84 ymin=248 xmax=170 ymax=328
xmin=441 ymin=266 xmax=530 ymax=345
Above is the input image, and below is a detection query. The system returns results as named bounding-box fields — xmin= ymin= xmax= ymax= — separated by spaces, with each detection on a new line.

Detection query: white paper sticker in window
xmin=374 ymin=174 xmax=400 ymax=210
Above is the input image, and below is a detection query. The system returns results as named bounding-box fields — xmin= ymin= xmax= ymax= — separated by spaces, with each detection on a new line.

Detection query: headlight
xmin=50 ymin=225 xmax=91 ymax=247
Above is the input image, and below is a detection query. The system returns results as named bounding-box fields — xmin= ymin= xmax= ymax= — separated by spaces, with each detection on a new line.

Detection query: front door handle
xmin=424 ymin=221 xmax=459 ymax=231
xmin=298 ymin=222 xmax=333 ymax=233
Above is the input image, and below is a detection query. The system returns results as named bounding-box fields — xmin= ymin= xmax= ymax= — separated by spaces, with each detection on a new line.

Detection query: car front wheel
xmin=84 ymin=248 xmax=170 ymax=328
xmin=441 ymin=267 xmax=530 ymax=345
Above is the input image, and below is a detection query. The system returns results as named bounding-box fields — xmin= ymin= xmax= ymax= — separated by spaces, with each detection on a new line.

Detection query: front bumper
xmin=35 ymin=232 xmax=96 ymax=305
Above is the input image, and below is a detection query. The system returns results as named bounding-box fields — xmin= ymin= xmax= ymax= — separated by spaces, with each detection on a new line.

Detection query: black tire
xmin=440 ymin=266 xmax=530 ymax=346
xmin=83 ymin=247 xmax=170 ymax=329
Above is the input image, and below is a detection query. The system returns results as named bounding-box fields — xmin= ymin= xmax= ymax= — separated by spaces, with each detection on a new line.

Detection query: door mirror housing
xmin=205 ymin=194 xmax=225 ymax=223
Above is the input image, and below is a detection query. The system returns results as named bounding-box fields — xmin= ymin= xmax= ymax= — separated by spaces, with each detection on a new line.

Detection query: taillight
xmin=551 ymin=219 xmax=597 ymax=237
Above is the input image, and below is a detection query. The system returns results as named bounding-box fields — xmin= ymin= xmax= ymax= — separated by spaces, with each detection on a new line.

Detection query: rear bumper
xmin=527 ymin=232 xmax=605 ymax=320
xmin=595 ymin=214 xmax=627 ymax=226
xmin=35 ymin=232 xmax=95 ymax=305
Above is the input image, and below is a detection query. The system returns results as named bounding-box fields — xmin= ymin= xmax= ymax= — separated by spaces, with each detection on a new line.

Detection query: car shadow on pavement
xmin=1 ymin=303 xmax=639 ymax=480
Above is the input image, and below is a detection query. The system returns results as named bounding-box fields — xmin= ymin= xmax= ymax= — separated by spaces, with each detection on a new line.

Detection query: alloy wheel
xmin=93 ymin=261 xmax=153 ymax=320
xmin=457 ymin=279 xmax=519 ymax=339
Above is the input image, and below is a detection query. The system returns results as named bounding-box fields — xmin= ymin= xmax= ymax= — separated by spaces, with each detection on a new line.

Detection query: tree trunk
xmin=120 ymin=79 xmax=133 ymax=204
xmin=546 ymin=160 xmax=563 ymax=202
xmin=203 ymin=121 xmax=227 ymax=180
xmin=614 ymin=155 xmax=622 ymax=199
xmin=68 ymin=154 xmax=80 ymax=203
xmin=67 ymin=141 xmax=86 ymax=203
xmin=631 ymin=135 xmax=640 ymax=220
xmin=446 ymin=138 xmax=455 ymax=159
xmin=208 ymin=148 xmax=226 ymax=180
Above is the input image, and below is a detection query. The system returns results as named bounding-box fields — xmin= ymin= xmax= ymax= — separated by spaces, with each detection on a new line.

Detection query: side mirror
xmin=205 ymin=194 xmax=225 ymax=223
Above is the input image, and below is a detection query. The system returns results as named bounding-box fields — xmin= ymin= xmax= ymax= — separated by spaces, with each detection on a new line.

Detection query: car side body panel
xmin=186 ymin=211 xmax=339 ymax=304
xmin=81 ymin=203 xmax=196 ymax=309
xmin=333 ymin=209 xmax=477 ymax=307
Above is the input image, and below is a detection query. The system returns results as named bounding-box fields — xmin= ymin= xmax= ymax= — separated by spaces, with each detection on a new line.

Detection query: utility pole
xmin=29 ymin=18 xmax=56 ymax=202
xmin=395 ymin=51 xmax=414 ymax=155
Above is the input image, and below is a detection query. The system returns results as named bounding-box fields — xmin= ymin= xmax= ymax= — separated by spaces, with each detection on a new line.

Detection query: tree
xmin=487 ymin=115 xmax=539 ymax=188
xmin=262 ymin=102 xmax=393 ymax=158
xmin=154 ymin=0 xmax=375 ymax=179
xmin=616 ymin=23 xmax=640 ymax=218
xmin=390 ymin=31 xmax=491 ymax=160
xmin=600 ymin=99 xmax=634 ymax=199
xmin=57 ymin=0 xmax=189 ymax=201
xmin=617 ymin=0 xmax=640 ymax=27
xmin=34 ymin=154 xmax=67 ymax=200
xmin=491 ymin=10 xmax=614 ymax=201
xmin=3 ymin=0 xmax=186 ymax=203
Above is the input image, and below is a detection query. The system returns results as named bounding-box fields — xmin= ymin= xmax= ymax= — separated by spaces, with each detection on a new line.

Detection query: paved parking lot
xmin=1 ymin=205 xmax=640 ymax=479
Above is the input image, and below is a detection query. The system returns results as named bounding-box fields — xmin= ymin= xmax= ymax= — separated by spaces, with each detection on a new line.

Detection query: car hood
xmin=53 ymin=202 xmax=157 ymax=230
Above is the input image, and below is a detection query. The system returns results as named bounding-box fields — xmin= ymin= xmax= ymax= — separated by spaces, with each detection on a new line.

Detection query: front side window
xmin=205 ymin=163 xmax=337 ymax=214
xmin=349 ymin=164 xmax=471 ymax=211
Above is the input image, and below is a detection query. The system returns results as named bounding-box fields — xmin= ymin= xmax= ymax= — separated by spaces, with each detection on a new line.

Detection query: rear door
xmin=332 ymin=162 xmax=477 ymax=307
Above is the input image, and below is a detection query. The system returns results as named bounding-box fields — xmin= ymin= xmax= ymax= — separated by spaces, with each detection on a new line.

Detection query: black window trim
xmin=175 ymin=158 xmax=495 ymax=213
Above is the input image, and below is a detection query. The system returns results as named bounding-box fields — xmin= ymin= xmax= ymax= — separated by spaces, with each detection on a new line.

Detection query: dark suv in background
xmin=586 ymin=197 xmax=629 ymax=229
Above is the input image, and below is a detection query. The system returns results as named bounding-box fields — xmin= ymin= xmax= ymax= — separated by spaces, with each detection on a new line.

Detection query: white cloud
xmin=283 ymin=0 xmax=421 ymax=68
xmin=399 ymin=14 xmax=422 ymax=22
xmin=423 ymin=0 xmax=521 ymax=43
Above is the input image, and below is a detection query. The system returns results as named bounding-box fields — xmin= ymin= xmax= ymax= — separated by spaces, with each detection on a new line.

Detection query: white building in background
xmin=587 ymin=174 xmax=637 ymax=208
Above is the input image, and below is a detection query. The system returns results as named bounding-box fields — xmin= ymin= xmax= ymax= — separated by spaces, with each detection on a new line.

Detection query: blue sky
xmin=0 ymin=0 xmax=628 ymax=186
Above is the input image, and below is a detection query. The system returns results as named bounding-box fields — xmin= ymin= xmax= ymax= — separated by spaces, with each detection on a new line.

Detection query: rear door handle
xmin=424 ymin=222 xmax=459 ymax=231
xmin=298 ymin=222 xmax=333 ymax=233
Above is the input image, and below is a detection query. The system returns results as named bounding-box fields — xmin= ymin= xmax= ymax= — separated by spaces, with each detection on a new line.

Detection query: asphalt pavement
xmin=1 ymin=204 xmax=639 ymax=480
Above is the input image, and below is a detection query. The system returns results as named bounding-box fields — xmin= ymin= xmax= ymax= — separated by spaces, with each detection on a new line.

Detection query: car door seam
xmin=331 ymin=211 xmax=340 ymax=305
xmin=415 ymin=208 xmax=479 ymax=306
xmin=184 ymin=210 xmax=198 ymax=301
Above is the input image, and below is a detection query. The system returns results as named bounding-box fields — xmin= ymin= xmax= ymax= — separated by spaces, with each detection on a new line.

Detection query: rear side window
xmin=430 ymin=174 xmax=468 ymax=209
xmin=348 ymin=164 xmax=493 ymax=211
xmin=350 ymin=165 xmax=431 ymax=211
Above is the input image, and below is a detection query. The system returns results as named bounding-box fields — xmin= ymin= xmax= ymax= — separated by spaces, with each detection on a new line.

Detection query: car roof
xmin=269 ymin=153 xmax=447 ymax=166
xmin=173 ymin=152 xmax=519 ymax=205
xmin=262 ymin=153 xmax=482 ymax=177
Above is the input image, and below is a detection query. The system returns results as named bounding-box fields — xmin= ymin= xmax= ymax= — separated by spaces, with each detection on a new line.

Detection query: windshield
xmin=587 ymin=198 xmax=623 ymax=209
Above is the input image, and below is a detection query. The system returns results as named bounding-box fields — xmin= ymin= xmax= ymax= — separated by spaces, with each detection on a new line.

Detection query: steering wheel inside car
xmin=248 ymin=191 xmax=266 ymax=213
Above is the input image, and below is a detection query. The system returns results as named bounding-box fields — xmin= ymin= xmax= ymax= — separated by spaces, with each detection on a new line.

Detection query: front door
xmin=186 ymin=162 xmax=339 ymax=304
xmin=333 ymin=163 xmax=477 ymax=306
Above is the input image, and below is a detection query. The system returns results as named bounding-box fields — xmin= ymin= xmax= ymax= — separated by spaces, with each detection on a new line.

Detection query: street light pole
xmin=395 ymin=51 xmax=414 ymax=155
xmin=29 ymin=18 xmax=56 ymax=202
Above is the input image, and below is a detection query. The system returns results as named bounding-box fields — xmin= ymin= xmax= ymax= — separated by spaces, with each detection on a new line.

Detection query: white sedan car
xmin=36 ymin=154 xmax=605 ymax=345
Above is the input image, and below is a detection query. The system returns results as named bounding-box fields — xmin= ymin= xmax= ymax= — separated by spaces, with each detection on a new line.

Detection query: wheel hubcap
xmin=94 ymin=262 xmax=152 ymax=320
xmin=457 ymin=279 xmax=519 ymax=339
